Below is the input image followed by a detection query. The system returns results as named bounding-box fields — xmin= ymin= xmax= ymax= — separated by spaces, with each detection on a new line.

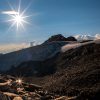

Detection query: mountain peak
xmin=44 ymin=34 xmax=77 ymax=43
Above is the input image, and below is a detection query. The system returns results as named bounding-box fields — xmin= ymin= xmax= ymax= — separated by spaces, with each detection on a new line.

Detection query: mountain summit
xmin=44 ymin=34 xmax=77 ymax=43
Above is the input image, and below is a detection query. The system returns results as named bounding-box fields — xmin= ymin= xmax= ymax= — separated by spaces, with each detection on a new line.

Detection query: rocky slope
xmin=0 ymin=75 xmax=75 ymax=100
xmin=44 ymin=34 xmax=77 ymax=43
xmin=0 ymin=35 xmax=77 ymax=71
xmin=6 ymin=40 xmax=100 ymax=100
xmin=0 ymin=41 xmax=69 ymax=71
xmin=0 ymin=35 xmax=100 ymax=100
xmin=44 ymin=40 xmax=100 ymax=99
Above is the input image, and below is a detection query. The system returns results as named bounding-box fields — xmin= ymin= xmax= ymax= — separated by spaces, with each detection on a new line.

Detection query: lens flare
xmin=3 ymin=0 xmax=31 ymax=31
xmin=8 ymin=13 xmax=29 ymax=30
xmin=16 ymin=78 xmax=23 ymax=85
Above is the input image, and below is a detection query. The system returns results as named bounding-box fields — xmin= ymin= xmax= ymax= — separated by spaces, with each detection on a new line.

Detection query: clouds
xmin=0 ymin=41 xmax=41 ymax=53
xmin=0 ymin=43 xmax=29 ymax=53
xmin=2 ymin=11 xmax=19 ymax=15
xmin=95 ymin=34 xmax=100 ymax=40
xmin=74 ymin=34 xmax=100 ymax=41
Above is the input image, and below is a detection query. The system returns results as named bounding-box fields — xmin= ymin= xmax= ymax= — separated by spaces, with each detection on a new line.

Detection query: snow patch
xmin=74 ymin=34 xmax=100 ymax=41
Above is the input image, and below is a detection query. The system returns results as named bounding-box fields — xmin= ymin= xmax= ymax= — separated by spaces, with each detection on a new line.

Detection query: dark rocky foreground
xmin=0 ymin=74 xmax=99 ymax=100
xmin=0 ymin=74 xmax=79 ymax=100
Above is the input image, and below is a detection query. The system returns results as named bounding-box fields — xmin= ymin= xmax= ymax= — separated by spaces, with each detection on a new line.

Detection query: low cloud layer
xmin=0 ymin=43 xmax=30 ymax=54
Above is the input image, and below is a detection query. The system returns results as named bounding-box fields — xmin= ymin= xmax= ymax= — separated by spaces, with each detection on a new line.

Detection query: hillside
xmin=44 ymin=34 xmax=77 ymax=43
xmin=43 ymin=40 xmax=100 ymax=100
xmin=0 ymin=35 xmax=100 ymax=99
xmin=6 ymin=39 xmax=100 ymax=100
xmin=0 ymin=35 xmax=77 ymax=71
xmin=0 ymin=41 xmax=69 ymax=71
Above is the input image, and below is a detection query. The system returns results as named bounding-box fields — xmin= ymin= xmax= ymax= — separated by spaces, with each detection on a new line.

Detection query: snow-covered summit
xmin=74 ymin=34 xmax=100 ymax=41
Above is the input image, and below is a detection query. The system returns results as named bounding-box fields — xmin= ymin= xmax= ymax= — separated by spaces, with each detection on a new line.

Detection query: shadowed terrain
xmin=0 ymin=35 xmax=100 ymax=100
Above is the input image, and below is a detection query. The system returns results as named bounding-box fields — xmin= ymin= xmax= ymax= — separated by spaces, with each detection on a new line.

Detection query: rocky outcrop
xmin=44 ymin=34 xmax=77 ymax=44
xmin=0 ymin=75 xmax=79 ymax=100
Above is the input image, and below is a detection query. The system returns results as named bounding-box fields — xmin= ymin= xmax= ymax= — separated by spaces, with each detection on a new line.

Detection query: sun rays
xmin=2 ymin=0 xmax=31 ymax=31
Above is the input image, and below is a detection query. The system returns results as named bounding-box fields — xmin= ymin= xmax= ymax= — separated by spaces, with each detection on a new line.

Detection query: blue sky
xmin=0 ymin=0 xmax=100 ymax=52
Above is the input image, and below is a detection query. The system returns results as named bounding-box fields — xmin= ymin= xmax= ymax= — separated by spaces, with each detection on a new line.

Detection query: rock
xmin=3 ymin=92 xmax=18 ymax=97
xmin=24 ymin=83 xmax=42 ymax=92
xmin=13 ymin=96 xmax=23 ymax=100
xmin=55 ymin=96 xmax=68 ymax=100
xmin=0 ymin=78 xmax=6 ymax=83
xmin=0 ymin=92 xmax=11 ymax=100
xmin=41 ymin=95 xmax=54 ymax=100
xmin=44 ymin=34 xmax=77 ymax=44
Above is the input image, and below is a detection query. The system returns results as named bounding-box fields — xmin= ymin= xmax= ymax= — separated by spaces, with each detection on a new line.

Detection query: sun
xmin=15 ymin=14 xmax=23 ymax=25
xmin=9 ymin=12 xmax=29 ymax=30
xmin=3 ymin=0 xmax=31 ymax=31
xmin=13 ymin=14 xmax=25 ymax=30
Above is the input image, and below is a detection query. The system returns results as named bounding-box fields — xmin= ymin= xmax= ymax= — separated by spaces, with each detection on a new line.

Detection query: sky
xmin=0 ymin=0 xmax=100 ymax=53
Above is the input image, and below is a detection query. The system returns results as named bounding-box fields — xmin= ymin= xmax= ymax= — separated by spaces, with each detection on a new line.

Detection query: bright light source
xmin=10 ymin=13 xmax=28 ymax=30
xmin=16 ymin=79 xmax=23 ymax=85
xmin=2 ymin=0 xmax=31 ymax=31
xmin=14 ymin=14 xmax=23 ymax=24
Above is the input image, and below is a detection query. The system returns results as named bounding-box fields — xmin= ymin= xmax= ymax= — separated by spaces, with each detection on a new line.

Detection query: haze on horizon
xmin=0 ymin=0 xmax=100 ymax=53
